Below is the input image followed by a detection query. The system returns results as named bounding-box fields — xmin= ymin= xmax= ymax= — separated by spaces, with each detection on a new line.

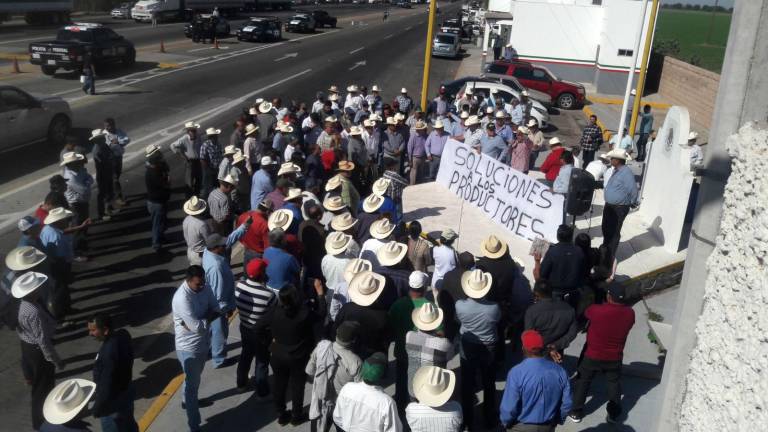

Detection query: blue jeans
xmin=177 ymin=350 xmax=207 ymax=431
xmin=82 ymin=75 xmax=95 ymax=94
xmin=237 ymin=324 xmax=271 ymax=396
xmin=98 ymin=387 xmax=138 ymax=432
xmin=146 ymin=201 xmax=167 ymax=249
xmin=210 ymin=315 xmax=229 ymax=367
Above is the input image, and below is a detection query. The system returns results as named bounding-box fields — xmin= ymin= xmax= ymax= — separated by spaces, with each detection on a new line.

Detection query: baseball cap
xmin=246 ymin=258 xmax=269 ymax=280
xmin=362 ymin=352 xmax=387 ymax=383
xmin=18 ymin=216 xmax=40 ymax=232
xmin=607 ymin=282 xmax=627 ymax=301
xmin=521 ymin=329 xmax=544 ymax=351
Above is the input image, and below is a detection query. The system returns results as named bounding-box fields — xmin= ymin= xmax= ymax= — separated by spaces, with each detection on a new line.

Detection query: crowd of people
xmin=0 ymin=81 xmax=650 ymax=432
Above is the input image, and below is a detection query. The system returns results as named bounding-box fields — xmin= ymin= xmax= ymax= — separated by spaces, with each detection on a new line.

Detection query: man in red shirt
xmin=539 ymin=137 xmax=565 ymax=185
xmin=236 ymin=200 xmax=272 ymax=269
xmin=568 ymin=282 xmax=635 ymax=424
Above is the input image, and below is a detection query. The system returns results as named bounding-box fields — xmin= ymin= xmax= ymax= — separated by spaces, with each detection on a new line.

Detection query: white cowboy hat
xmin=348 ymin=270 xmax=386 ymax=307
xmin=325 ymin=231 xmax=353 ymax=255
xmin=480 ymin=235 xmax=508 ymax=259
xmin=232 ymin=151 xmax=245 ymax=165
xmin=346 ymin=84 xmax=359 ymax=92
xmin=485 ymin=106 xmax=495 ymax=114
xmin=688 ymin=131 xmax=699 ymax=141
xmin=324 ymin=115 xmax=338 ymax=123
xmin=464 ymin=115 xmax=480 ymax=126
xmin=278 ymin=123 xmax=294 ymax=134
xmin=385 ymin=117 xmax=398 ymax=126
xmin=44 ymin=207 xmax=73 ymax=225
xmin=59 ymin=152 xmax=85 ymax=167
xmin=331 ymin=212 xmax=358 ymax=232
xmin=368 ymin=113 xmax=383 ymax=122
xmin=184 ymin=121 xmax=201 ymax=130
xmin=344 ymin=258 xmax=372 ymax=283
xmin=517 ymin=126 xmax=530 ymax=134
xmin=349 ymin=126 xmax=363 ymax=136
xmin=260 ymin=155 xmax=277 ymax=166
xmin=284 ymin=187 xmax=302 ymax=202
xmin=223 ymin=145 xmax=238 ymax=156
xmin=88 ymin=129 xmax=104 ymax=141
xmin=548 ymin=137 xmax=562 ymax=147
xmin=412 ymin=366 xmax=456 ymax=408
xmin=245 ymin=123 xmax=259 ymax=136
xmin=400 ymin=87 xmax=408 ymax=93
xmin=258 ymin=101 xmax=273 ymax=114
xmin=394 ymin=112 xmax=406 ymax=122
xmin=183 ymin=196 xmax=207 ymax=216
xmin=371 ymin=178 xmax=391 ymax=196
xmin=433 ymin=119 xmax=445 ymax=129
xmin=461 ymin=269 xmax=493 ymax=299
xmin=5 ymin=246 xmax=47 ymax=271
xmin=278 ymin=162 xmax=300 ymax=177
xmin=371 ymin=85 xmax=381 ymax=92
xmin=362 ymin=194 xmax=385 ymax=213
xmin=337 ymin=161 xmax=355 ymax=172
xmin=414 ymin=121 xmax=428 ymax=130
xmin=459 ymin=111 xmax=470 ymax=120
xmin=329 ymin=93 xmax=340 ymax=102
xmin=11 ymin=271 xmax=48 ymax=299
xmin=220 ymin=173 xmax=238 ymax=186
xmin=602 ymin=148 xmax=632 ymax=161
xmin=363 ymin=119 xmax=376 ymax=128
xmin=412 ymin=302 xmax=444 ymax=332
xmin=630 ymin=88 xmax=637 ymax=96
xmin=494 ymin=111 xmax=506 ymax=119
xmin=268 ymin=209 xmax=294 ymax=231
xmin=369 ymin=218 xmax=396 ymax=240
xmin=376 ymin=241 xmax=407 ymax=267
xmin=145 ymin=144 xmax=161 ymax=158
xmin=43 ymin=379 xmax=96 ymax=425
xmin=323 ymin=195 xmax=346 ymax=212
xmin=328 ymin=85 xmax=339 ymax=93
xmin=254 ymin=97 xmax=265 ymax=105
xmin=325 ymin=176 xmax=343 ymax=193
xmin=205 ymin=127 xmax=221 ymax=136
xmin=249 ymin=107 xmax=258 ymax=116
xmin=409 ymin=271 xmax=430 ymax=290
xmin=521 ymin=90 xmax=530 ymax=97
xmin=526 ymin=119 xmax=538 ymax=128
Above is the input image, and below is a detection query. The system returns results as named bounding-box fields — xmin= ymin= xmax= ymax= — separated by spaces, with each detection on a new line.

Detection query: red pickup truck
xmin=484 ymin=60 xmax=586 ymax=109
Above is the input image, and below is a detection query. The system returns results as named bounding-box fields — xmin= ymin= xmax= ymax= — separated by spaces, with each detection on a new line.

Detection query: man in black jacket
xmin=88 ymin=313 xmax=138 ymax=432
xmin=145 ymin=144 xmax=171 ymax=253
xmin=524 ymin=280 xmax=578 ymax=363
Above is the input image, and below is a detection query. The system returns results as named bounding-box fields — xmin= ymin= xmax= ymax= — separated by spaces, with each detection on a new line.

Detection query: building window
xmin=592 ymin=0 xmax=602 ymax=4
xmin=617 ymin=49 xmax=634 ymax=57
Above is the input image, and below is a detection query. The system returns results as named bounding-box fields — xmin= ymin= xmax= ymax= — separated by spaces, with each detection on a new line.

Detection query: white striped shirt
xmin=405 ymin=401 xmax=463 ymax=432
xmin=235 ymin=279 xmax=275 ymax=329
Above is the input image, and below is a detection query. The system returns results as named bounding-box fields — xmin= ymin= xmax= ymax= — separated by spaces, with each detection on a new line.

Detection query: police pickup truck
xmin=29 ymin=23 xmax=136 ymax=76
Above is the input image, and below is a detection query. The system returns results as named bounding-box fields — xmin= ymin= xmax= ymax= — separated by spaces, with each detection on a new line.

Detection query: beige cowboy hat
xmin=258 ymin=101 xmax=273 ymax=114
xmin=363 ymin=119 xmax=376 ymax=128
xmin=11 ymin=271 xmax=48 ymax=299
xmin=254 ymin=97 xmax=265 ymax=105
xmin=414 ymin=121 xmax=428 ymax=130
xmin=362 ymin=194 xmax=385 ymax=213
xmin=433 ymin=119 xmax=445 ymax=129
xmin=348 ymin=126 xmax=364 ymax=136
xmin=385 ymin=117 xmax=398 ymax=126
xmin=394 ymin=112 xmax=406 ymax=122
xmin=371 ymin=85 xmax=381 ymax=92
xmin=517 ymin=126 xmax=530 ymax=134
xmin=44 ymin=207 xmax=73 ymax=225
xmin=220 ymin=173 xmax=238 ymax=186
xmin=232 ymin=151 xmax=246 ymax=165
xmin=412 ymin=366 xmax=456 ymax=408
xmin=688 ymin=131 xmax=699 ymax=141
xmin=328 ymin=85 xmax=340 ymax=93
xmin=337 ymin=161 xmax=355 ymax=172
xmin=88 ymin=129 xmax=104 ymax=141
xmin=485 ymin=106 xmax=495 ymax=115
xmin=184 ymin=121 xmax=201 ymax=130
xmin=526 ymin=119 xmax=538 ymax=128
xmin=601 ymin=148 xmax=633 ymax=161
xmin=331 ymin=212 xmax=358 ymax=232
xmin=400 ymin=87 xmax=408 ymax=94
xmin=376 ymin=241 xmax=407 ymax=267
xmin=464 ymin=115 xmax=480 ymax=126
xmin=368 ymin=113 xmax=383 ymax=122
xmin=260 ymin=155 xmax=277 ymax=166
xmin=277 ymin=162 xmax=301 ymax=177
xmin=205 ymin=127 xmax=222 ymax=136
xmin=43 ymin=379 xmax=96 ymax=425
xmin=183 ymin=196 xmax=207 ymax=216
xmin=249 ymin=107 xmax=258 ymax=116
xmin=325 ymin=175 xmax=343 ymax=192
xmin=412 ymin=302 xmax=443 ymax=332
xmin=324 ymin=115 xmax=338 ymax=123
xmin=323 ymin=195 xmax=346 ymax=212
xmin=369 ymin=218 xmax=396 ymax=240
xmin=284 ymin=187 xmax=302 ymax=202
xmin=328 ymin=93 xmax=340 ymax=102
xmin=409 ymin=271 xmax=429 ymax=290
xmin=278 ymin=123 xmax=294 ymax=134
xmin=325 ymin=231 xmax=353 ymax=255
xmin=223 ymin=145 xmax=238 ymax=156
xmin=145 ymin=144 xmax=161 ymax=158
xmin=344 ymin=258 xmax=372 ymax=283
xmin=59 ymin=152 xmax=85 ymax=167
xmin=459 ymin=111 xmax=470 ymax=120
xmin=348 ymin=270 xmax=386 ymax=307
xmin=268 ymin=209 xmax=294 ymax=231
xmin=245 ymin=123 xmax=259 ymax=135
xmin=548 ymin=137 xmax=563 ymax=148
xmin=346 ymin=84 xmax=359 ymax=92
xmin=494 ymin=111 xmax=506 ymax=119
xmin=5 ymin=246 xmax=47 ymax=271
xmin=461 ymin=269 xmax=493 ymax=299
xmin=371 ymin=178 xmax=391 ymax=196
xmin=480 ymin=235 xmax=508 ymax=259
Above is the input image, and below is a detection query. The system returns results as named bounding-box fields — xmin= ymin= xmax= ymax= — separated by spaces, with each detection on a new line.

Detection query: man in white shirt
xmin=333 ymin=352 xmax=402 ymax=432
xmin=406 ymin=366 xmax=463 ymax=432
xmin=552 ymin=151 xmax=575 ymax=195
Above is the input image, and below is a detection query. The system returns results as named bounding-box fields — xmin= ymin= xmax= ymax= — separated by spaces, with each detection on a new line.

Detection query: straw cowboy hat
xmin=401 ymin=87 xmax=408 ymax=94
xmin=88 ymin=129 xmax=104 ymax=141
xmin=260 ymin=155 xmax=277 ymax=166
xmin=59 ymin=152 xmax=84 ymax=167
xmin=517 ymin=126 xmax=530 ymax=134
xmin=369 ymin=218 xmax=396 ymax=240
xmin=331 ymin=212 xmax=358 ymax=231
xmin=433 ymin=119 xmax=445 ymax=129
xmin=347 ymin=84 xmax=359 ymax=92
xmin=232 ymin=151 xmax=245 ymax=165
xmin=278 ymin=123 xmax=294 ymax=134
xmin=526 ymin=119 xmax=538 ymax=128
xmin=43 ymin=379 xmax=96 ymax=425
xmin=220 ymin=173 xmax=238 ymax=186
xmin=278 ymin=162 xmax=301 ymax=176
xmin=329 ymin=93 xmax=340 ymax=102
xmin=344 ymin=258 xmax=372 ymax=283
xmin=258 ymin=101 xmax=273 ymax=114
xmin=480 ymin=235 xmax=508 ymax=259
xmin=459 ymin=111 xmax=470 ymax=120
xmin=44 ymin=207 xmax=73 ymax=225
xmin=205 ymin=127 xmax=221 ymax=136
xmin=348 ymin=270 xmax=386 ymax=307
xmin=363 ymin=119 xmax=376 ymax=128
xmin=284 ymin=187 xmax=302 ymax=202
xmin=371 ymin=178 xmax=391 ymax=196
xmin=485 ymin=106 xmax=495 ymax=115
xmin=385 ymin=117 xmax=398 ymax=126
xmin=325 ymin=175 xmax=343 ymax=192
xmin=494 ymin=111 xmax=506 ymax=119
xmin=412 ymin=302 xmax=443 ymax=332
xmin=349 ymin=126 xmax=363 ymax=136
xmin=414 ymin=121 xmax=428 ymax=130
xmin=183 ymin=196 xmax=207 ymax=216
xmin=11 ymin=271 xmax=48 ymax=299
xmin=223 ymin=145 xmax=238 ymax=156
xmin=602 ymin=148 xmax=632 ymax=161
xmin=325 ymin=231 xmax=353 ymax=255
xmin=184 ymin=121 xmax=201 ymax=130
xmin=337 ymin=161 xmax=355 ymax=172
xmin=328 ymin=85 xmax=339 ymax=93
xmin=268 ymin=209 xmax=294 ymax=231
xmin=145 ymin=144 xmax=161 ymax=158
xmin=254 ymin=97 xmax=265 ymax=105
xmin=412 ymin=366 xmax=456 ymax=408
xmin=461 ymin=269 xmax=493 ymax=299
xmin=362 ymin=194 xmax=385 ymax=213
xmin=688 ymin=131 xmax=699 ymax=141
xmin=249 ymin=107 xmax=258 ymax=116
xmin=5 ymin=246 xmax=47 ymax=271
xmin=324 ymin=115 xmax=339 ymax=124
xmin=548 ymin=137 xmax=563 ymax=148
xmin=464 ymin=115 xmax=480 ymax=126
xmin=245 ymin=123 xmax=259 ymax=136
xmin=368 ymin=113 xmax=383 ymax=122
xmin=377 ymin=241 xmax=408 ymax=267
xmin=371 ymin=85 xmax=381 ymax=92
xmin=323 ymin=195 xmax=346 ymax=212
xmin=394 ymin=112 xmax=406 ymax=122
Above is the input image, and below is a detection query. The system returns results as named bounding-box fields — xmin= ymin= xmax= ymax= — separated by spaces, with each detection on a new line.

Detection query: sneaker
xmin=277 ymin=411 xmax=291 ymax=426
xmin=568 ymin=414 xmax=583 ymax=423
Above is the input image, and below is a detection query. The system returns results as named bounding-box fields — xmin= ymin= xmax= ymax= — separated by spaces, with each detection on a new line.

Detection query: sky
xmin=661 ymin=0 xmax=735 ymax=7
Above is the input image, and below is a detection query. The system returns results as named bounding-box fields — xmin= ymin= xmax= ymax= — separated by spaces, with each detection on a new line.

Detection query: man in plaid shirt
xmin=579 ymin=114 xmax=603 ymax=165
xmin=200 ymin=127 xmax=224 ymax=197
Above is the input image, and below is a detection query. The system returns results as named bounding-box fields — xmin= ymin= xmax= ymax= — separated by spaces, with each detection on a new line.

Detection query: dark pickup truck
xmin=310 ymin=10 xmax=336 ymax=28
xmin=29 ymin=23 xmax=136 ymax=76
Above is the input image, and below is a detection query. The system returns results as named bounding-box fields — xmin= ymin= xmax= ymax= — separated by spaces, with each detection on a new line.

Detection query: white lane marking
xmin=187 ymin=45 xmax=231 ymax=52
xmin=383 ymin=34 xmax=394 ymax=39
xmin=405 ymin=26 xmax=413 ymax=30
xmin=0 ymin=68 xmax=312 ymax=206
xmin=349 ymin=60 xmax=366 ymax=71
xmin=0 ymin=35 xmax=51 ymax=45
xmin=274 ymin=52 xmax=298 ymax=62
xmin=349 ymin=47 xmax=364 ymax=54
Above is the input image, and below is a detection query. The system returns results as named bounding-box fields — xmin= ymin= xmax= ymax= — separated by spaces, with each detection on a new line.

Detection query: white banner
xmin=435 ymin=139 xmax=564 ymax=243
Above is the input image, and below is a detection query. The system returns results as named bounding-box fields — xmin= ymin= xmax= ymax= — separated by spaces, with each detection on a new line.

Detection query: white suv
xmin=454 ymin=81 xmax=550 ymax=129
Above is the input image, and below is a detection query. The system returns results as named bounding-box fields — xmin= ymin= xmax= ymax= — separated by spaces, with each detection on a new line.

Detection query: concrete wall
xmin=598 ymin=0 xmax=650 ymax=70
xmin=658 ymin=56 xmax=720 ymax=130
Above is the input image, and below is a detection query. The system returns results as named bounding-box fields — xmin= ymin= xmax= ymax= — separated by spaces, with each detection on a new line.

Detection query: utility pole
xmin=420 ymin=0 xmax=438 ymax=111
xmin=706 ymin=0 xmax=720 ymax=44
xmin=628 ymin=0 xmax=660 ymax=136
xmin=617 ymin=0 xmax=649 ymax=141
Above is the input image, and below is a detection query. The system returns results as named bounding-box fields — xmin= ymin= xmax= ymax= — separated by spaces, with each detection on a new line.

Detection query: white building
xmin=484 ymin=0 xmax=655 ymax=94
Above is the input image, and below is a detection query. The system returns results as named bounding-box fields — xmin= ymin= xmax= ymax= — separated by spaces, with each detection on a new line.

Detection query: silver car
xmin=432 ymin=32 xmax=460 ymax=59
xmin=0 ymin=86 xmax=72 ymax=150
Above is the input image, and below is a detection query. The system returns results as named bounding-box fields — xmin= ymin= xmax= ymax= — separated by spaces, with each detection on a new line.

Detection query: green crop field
xmin=655 ymin=9 xmax=731 ymax=73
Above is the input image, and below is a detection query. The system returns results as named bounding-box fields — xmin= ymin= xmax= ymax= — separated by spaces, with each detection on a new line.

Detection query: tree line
xmin=660 ymin=3 xmax=733 ymax=13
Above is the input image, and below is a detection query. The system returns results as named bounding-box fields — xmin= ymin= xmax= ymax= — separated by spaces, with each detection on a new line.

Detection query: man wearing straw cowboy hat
xmin=600 ymin=148 xmax=638 ymax=266
xmin=256 ymin=100 xmax=278 ymax=147
xmin=145 ymin=144 xmax=171 ymax=253
xmin=406 ymin=365 xmax=463 ymax=432
xmin=89 ymin=129 xmax=115 ymax=221
xmin=405 ymin=302 xmax=454 ymax=395
xmin=41 ymin=207 xmax=83 ymax=315
xmin=328 ymin=162 xmax=360 ymax=216
xmin=242 ymin=123 xmax=262 ymax=176
xmin=424 ymin=118 xmax=449 ymax=181
xmin=208 ymin=174 xmax=238 ymax=236
xmin=407 ymin=121 xmax=429 ymax=185
xmin=251 ymin=155 xmax=278 ymax=211
xmin=182 ymin=197 xmax=210 ymax=266
xmin=40 ymin=378 xmax=96 ymax=431
xmin=60 ymin=152 xmax=93 ymax=262
xmin=200 ymin=127 xmax=224 ymax=198
xmin=334 ymin=270 xmax=390 ymax=357
xmin=13 ymin=271 xmax=64 ymax=430
xmin=172 ymin=121 xmax=205 ymax=198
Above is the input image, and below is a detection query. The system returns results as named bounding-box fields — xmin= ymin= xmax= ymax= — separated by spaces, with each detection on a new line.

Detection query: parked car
xmin=480 ymin=73 xmax=553 ymax=107
xmin=452 ymin=80 xmax=550 ymax=129
xmin=284 ymin=14 xmax=315 ymax=32
xmin=184 ymin=15 xmax=231 ymax=38
xmin=432 ymin=32 xmax=460 ymax=58
xmin=0 ymin=85 xmax=72 ymax=149
xmin=311 ymin=10 xmax=337 ymax=27
xmin=111 ymin=2 xmax=134 ymax=19
xmin=29 ymin=23 xmax=135 ymax=76
xmin=236 ymin=16 xmax=282 ymax=41
xmin=483 ymin=60 xmax=586 ymax=109
xmin=397 ymin=1 xmax=412 ymax=8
